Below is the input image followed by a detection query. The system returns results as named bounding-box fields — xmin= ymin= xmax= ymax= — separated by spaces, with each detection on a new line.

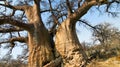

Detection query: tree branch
xmin=33 ymin=0 xmax=41 ymax=12
xmin=0 ymin=17 xmax=33 ymax=31
xmin=0 ymin=40 xmax=9 ymax=44
xmin=79 ymin=20 xmax=96 ymax=30
xmin=10 ymin=37 xmax=28 ymax=43
xmin=0 ymin=27 xmax=24 ymax=33
xmin=48 ymin=0 xmax=59 ymax=33
xmin=72 ymin=1 xmax=97 ymax=21
xmin=78 ymin=0 xmax=82 ymax=7
xmin=0 ymin=37 xmax=27 ymax=54
xmin=71 ymin=0 xmax=119 ymax=21
xmin=40 ymin=9 xmax=57 ymax=13
xmin=79 ymin=19 xmax=100 ymax=35
xmin=0 ymin=37 xmax=28 ymax=45
xmin=0 ymin=3 xmax=29 ymax=11
xmin=34 ymin=0 xmax=41 ymax=4
xmin=43 ymin=57 xmax=62 ymax=67
xmin=66 ymin=0 xmax=73 ymax=16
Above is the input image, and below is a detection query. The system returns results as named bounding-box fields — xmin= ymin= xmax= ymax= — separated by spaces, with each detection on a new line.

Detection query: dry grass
xmin=87 ymin=56 xmax=120 ymax=67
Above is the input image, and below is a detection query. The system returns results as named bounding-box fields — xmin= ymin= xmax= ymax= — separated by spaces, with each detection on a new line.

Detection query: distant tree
xmin=92 ymin=22 xmax=120 ymax=47
xmin=0 ymin=0 xmax=119 ymax=67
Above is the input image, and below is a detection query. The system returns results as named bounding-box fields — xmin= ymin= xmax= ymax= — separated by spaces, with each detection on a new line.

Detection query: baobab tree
xmin=0 ymin=0 xmax=119 ymax=67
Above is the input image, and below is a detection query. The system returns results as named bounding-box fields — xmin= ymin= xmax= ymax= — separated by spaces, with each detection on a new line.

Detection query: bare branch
xmin=105 ymin=0 xmax=120 ymax=17
xmin=0 ymin=17 xmax=33 ymax=31
xmin=34 ymin=0 xmax=41 ymax=12
xmin=0 ymin=3 xmax=30 ymax=11
xmin=79 ymin=20 xmax=96 ymax=30
xmin=78 ymin=0 xmax=82 ymax=7
xmin=10 ymin=37 xmax=28 ymax=43
xmin=43 ymin=57 xmax=62 ymax=67
xmin=0 ymin=37 xmax=28 ymax=45
xmin=34 ymin=0 xmax=41 ymax=4
xmin=0 ymin=37 xmax=27 ymax=55
xmin=0 ymin=27 xmax=24 ymax=33
xmin=11 ymin=10 xmax=16 ymax=16
xmin=79 ymin=19 xmax=100 ymax=35
xmin=71 ymin=0 xmax=120 ymax=22
xmin=40 ymin=9 xmax=57 ymax=13
xmin=48 ymin=0 xmax=59 ymax=33
xmin=66 ymin=0 xmax=73 ymax=16
xmin=0 ymin=40 xmax=9 ymax=44
xmin=72 ymin=1 xmax=97 ymax=21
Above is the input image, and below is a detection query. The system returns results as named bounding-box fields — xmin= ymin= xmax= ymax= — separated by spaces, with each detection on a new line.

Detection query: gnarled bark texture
xmin=28 ymin=23 xmax=55 ymax=67
xmin=55 ymin=18 xmax=88 ymax=67
xmin=11 ymin=1 xmax=96 ymax=67
xmin=24 ymin=2 xmax=55 ymax=67
xmin=15 ymin=1 xmax=105 ymax=66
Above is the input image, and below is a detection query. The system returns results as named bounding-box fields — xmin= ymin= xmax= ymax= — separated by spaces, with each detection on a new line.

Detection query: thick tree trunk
xmin=28 ymin=23 xmax=55 ymax=67
xmin=55 ymin=18 xmax=88 ymax=67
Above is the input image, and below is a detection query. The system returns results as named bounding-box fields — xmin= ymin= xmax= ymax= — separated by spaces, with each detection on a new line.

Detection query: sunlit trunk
xmin=28 ymin=23 xmax=55 ymax=67
xmin=55 ymin=18 xmax=88 ymax=67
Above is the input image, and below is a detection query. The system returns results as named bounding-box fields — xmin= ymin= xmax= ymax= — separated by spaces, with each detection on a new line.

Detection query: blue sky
xmin=77 ymin=14 xmax=120 ymax=42
xmin=77 ymin=15 xmax=120 ymax=43
xmin=76 ymin=5 xmax=120 ymax=43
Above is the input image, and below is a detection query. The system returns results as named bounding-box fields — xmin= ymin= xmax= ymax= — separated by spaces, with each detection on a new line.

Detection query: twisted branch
xmin=0 ymin=37 xmax=28 ymax=45
xmin=0 ymin=17 xmax=33 ymax=31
